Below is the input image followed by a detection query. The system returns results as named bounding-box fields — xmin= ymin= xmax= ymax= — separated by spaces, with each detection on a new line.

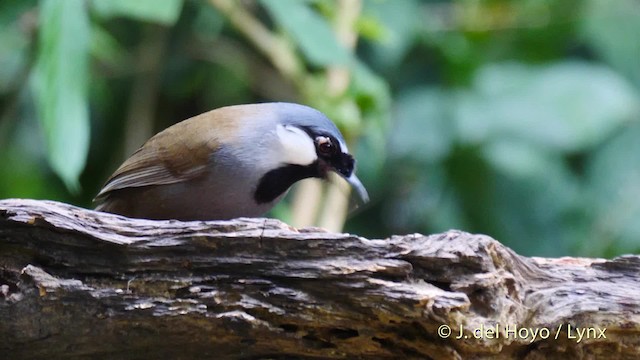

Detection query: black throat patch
xmin=254 ymin=163 xmax=320 ymax=204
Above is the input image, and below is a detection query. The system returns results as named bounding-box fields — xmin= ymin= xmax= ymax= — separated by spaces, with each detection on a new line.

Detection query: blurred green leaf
xmin=383 ymin=164 xmax=469 ymax=233
xmin=481 ymin=140 xmax=583 ymax=256
xmin=0 ymin=112 xmax=53 ymax=199
xmin=580 ymin=0 xmax=640 ymax=87
xmin=32 ymin=0 xmax=90 ymax=191
xmin=193 ymin=2 xmax=224 ymax=36
xmin=482 ymin=138 xmax=585 ymax=256
xmin=390 ymin=87 xmax=454 ymax=163
xmin=350 ymin=60 xmax=391 ymax=185
xmin=90 ymin=24 xmax=127 ymax=67
xmin=260 ymin=0 xmax=350 ymax=66
xmin=456 ymin=61 xmax=640 ymax=152
xmin=483 ymin=140 xmax=556 ymax=179
xmin=352 ymin=59 xmax=391 ymax=115
xmin=356 ymin=14 xmax=386 ymax=42
xmin=489 ymin=163 xmax=581 ymax=256
xmin=0 ymin=0 xmax=35 ymax=24
xmin=0 ymin=1 xmax=34 ymax=94
xmin=362 ymin=0 xmax=419 ymax=68
xmin=586 ymin=123 xmax=640 ymax=255
xmin=0 ymin=26 xmax=29 ymax=94
xmin=92 ymin=0 xmax=183 ymax=25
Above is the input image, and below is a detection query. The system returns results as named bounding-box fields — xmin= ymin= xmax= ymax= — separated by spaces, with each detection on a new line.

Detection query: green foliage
xmin=380 ymin=59 xmax=640 ymax=256
xmin=260 ymin=0 xmax=350 ymax=66
xmin=32 ymin=0 xmax=90 ymax=191
xmin=1 ymin=0 xmax=640 ymax=257
xmin=361 ymin=0 xmax=419 ymax=68
xmin=586 ymin=124 xmax=640 ymax=256
xmin=0 ymin=1 xmax=31 ymax=94
xmin=455 ymin=62 xmax=639 ymax=151
xmin=92 ymin=0 xmax=184 ymax=25
xmin=580 ymin=0 xmax=640 ymax=87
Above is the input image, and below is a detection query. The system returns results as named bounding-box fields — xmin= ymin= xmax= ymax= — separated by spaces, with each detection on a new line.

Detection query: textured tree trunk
xmin=1 ymin=199 xmax=639 ymax=359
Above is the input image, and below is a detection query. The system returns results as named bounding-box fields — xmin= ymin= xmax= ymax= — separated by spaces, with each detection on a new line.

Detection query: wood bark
xmin=0 ymin=199 xmax=639 ymax=359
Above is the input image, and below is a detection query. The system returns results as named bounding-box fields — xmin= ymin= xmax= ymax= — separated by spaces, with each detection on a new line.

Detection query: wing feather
xmin=95 ymin=113 xmax=224 ymax=200
xmin=94 ymin=104 xmax=266 ymax=202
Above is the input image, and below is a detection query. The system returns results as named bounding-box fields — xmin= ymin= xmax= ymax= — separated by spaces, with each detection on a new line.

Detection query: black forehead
xmin=298 ymin=125 xmax=354 ymax=176
xmin=298 ymin=126 xmax=343 ymax=149
xmin=273 ymin=102 xmax=347 ymax=146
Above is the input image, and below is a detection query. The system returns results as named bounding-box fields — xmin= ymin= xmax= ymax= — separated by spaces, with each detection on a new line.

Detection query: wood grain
xmin=1 ymin=199 xmax=638 ymax=359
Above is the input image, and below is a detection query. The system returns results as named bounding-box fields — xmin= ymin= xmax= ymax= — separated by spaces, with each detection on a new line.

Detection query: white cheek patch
xmin=338 ymin=139 xmax=348 ymax=153
xmin=276 ymin=124 xmax=318 ymax=166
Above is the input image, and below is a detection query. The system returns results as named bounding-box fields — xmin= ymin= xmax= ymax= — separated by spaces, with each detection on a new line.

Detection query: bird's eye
xmin=316 ymin=136 xmax=335 ymax=156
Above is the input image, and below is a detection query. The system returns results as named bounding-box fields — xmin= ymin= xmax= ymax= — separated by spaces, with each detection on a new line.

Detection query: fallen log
xmin=0 ymin=199 xmax=638 ymax=359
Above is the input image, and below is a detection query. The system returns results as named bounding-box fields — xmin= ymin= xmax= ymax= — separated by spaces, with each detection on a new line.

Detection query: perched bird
xmin=94 ymin=102 xmax=368 ymax=221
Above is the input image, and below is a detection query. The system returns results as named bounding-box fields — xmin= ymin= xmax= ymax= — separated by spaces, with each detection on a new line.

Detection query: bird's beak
xmin=345 ymin=173 xmax=369 ymax=204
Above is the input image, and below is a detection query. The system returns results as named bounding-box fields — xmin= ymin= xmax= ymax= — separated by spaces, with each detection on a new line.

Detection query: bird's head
xmin=251 ymin=103 xmax=369 ymax=205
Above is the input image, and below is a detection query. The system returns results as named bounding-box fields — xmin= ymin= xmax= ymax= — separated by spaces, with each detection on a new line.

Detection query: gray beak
xmin=345 ymin=174 xmax=369 ymax=204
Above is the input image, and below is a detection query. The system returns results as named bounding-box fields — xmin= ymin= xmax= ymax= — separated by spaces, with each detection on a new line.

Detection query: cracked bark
xmin=0 ymin=199 xmax=639 ymax=359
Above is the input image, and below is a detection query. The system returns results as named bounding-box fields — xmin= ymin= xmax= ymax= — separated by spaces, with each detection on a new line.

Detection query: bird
xmin=94 ymin=102 xmax=369 ymax=221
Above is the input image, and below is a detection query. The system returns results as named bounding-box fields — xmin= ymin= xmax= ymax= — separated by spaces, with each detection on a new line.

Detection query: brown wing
xmin=94 ymin=110 xmax=236 ymax=201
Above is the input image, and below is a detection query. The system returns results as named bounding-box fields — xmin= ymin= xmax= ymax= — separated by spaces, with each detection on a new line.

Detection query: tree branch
xmin=1 ymin=199 xmax=639 ymax=359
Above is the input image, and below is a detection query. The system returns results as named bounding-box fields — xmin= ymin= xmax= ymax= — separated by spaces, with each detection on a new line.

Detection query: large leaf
xmin=389 ymin=87 xmax=454 ymax=163
xmin=361 ymin=0 xmax=420 ymax=68
xmin=33 ymin=0 xmax=90 ymax=192
xmin=0 ymin=114 xmax=54 ymax=199
xmin=586 ymin=123 xmax=640 ymax=255
xmin=90 ymin=24 xmax=127 ymax=67
xmin=455 ymin=61 xmax=640 ymax=152
xmin=580 ymin=0 xmax=640 ymax=87
xmin=260 ymin=0 xmax=350 ymax=66
xmin=382 ymin=164 xmax=469 ymax=234
xmin=0 ymin=1 xmax=33 ymax=93
xmin=352 ymin=59 xmax=391 ymax=117
xmin=482 ymin=140 xmax=582 ymax=256
xmin=92 ymin=0 xmax=183 ymax=25
xmin=350 ymin=60 xmax=391 ymax=184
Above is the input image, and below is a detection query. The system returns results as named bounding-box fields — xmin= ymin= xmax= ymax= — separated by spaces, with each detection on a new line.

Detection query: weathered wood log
xmin=0 ymin=199 xmax=639 ymax=359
